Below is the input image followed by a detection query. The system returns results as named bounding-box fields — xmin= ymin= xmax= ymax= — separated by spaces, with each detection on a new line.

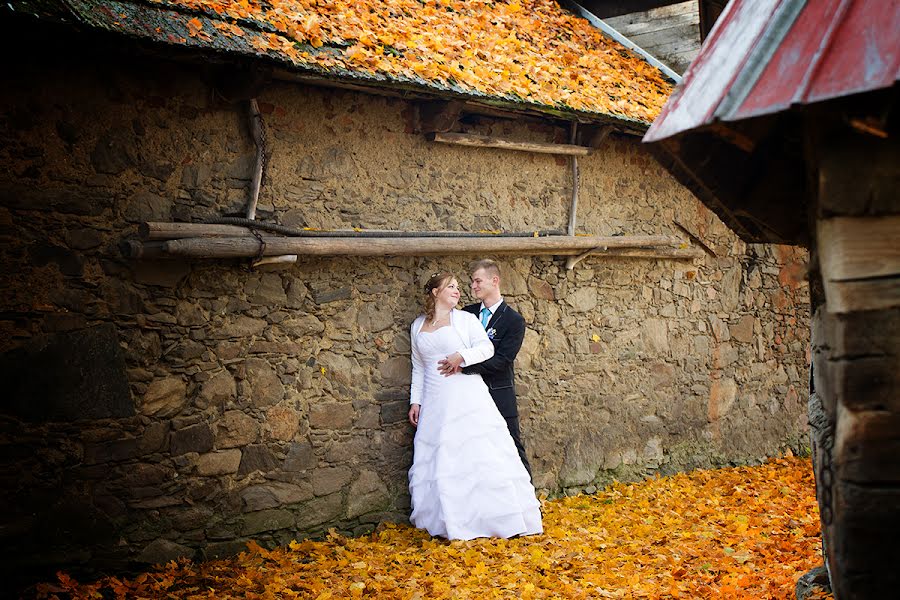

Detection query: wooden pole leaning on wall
xmin=160 ymin=234 xmax=697 ymax=259
xmin=246 ymin=99 xmax=265 ymax=221
xmin=564 ymin=121 xmax=580 ymax=270
xmin=245 ymin=98 xmax=297 ymax=268
xmin=566 ymin=122 xmax=580 ymax=237
xmin=564 ymin=126 xmax=615 ymax=270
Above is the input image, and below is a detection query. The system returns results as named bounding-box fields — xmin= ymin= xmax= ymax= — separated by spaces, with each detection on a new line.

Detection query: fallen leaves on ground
xmin=40 ymin=457 xmax=832 ymax=599
xmin=147 ymin=0 xmax=672 ymax=122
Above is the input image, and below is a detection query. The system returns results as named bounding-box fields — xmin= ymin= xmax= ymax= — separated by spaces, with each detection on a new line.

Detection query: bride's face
xmin=433 ymin=278 xmax=461 ymax=308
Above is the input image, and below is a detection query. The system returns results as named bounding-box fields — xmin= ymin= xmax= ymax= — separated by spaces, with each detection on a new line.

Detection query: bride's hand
xmin=408 ymin=403 xmax=420 ymax=427
xmin=437 ymin=353 xmax=463 ymax=376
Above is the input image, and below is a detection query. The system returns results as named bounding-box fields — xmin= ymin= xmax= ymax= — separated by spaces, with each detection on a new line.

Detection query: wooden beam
xmin=252 ymin=254 xmax=299 ymax=270
xmin=139 ymin=222 xmax=255 ymax=240
xmin=818 ymin=216 xmax=900 ymax=313
xmin=818 ymin=278 xmax=900 ymax=314
xmin=119 ymin=240 xmax=168 ymax=259
xmin=672 ymin=219 xmax=717 ymax=257
xmin=568 ymin=246 xmax=703 ymax=268
xmin=427 ymin=132 xmax=591 ymax=156
xmin=161 ymin=234 xmax=685 ymax=259
xmin=818 ymin=216 xmax=900 ymax=281
xmin=140 ymin=222 xmax=569 ymax=240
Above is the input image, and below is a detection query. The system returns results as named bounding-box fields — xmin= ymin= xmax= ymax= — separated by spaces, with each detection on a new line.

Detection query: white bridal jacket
xmin=408 ymin=309 xmax=495 ymax=407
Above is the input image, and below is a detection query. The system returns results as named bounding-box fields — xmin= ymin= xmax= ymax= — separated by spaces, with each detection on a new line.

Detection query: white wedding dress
xmin=408 ymin=323 xmax=543 ymax=540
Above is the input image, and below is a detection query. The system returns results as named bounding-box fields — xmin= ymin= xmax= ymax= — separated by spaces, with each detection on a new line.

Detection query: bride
xmin=407 ymin=271 xmax=542 ymax=540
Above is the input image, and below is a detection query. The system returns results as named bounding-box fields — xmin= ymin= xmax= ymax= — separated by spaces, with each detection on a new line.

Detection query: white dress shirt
xmin=479 ymin=297 xmax=504 ymax=324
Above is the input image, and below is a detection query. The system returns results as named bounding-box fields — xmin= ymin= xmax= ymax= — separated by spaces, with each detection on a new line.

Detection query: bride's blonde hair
xmin=423 ymin=271 xmax=454 ymax=322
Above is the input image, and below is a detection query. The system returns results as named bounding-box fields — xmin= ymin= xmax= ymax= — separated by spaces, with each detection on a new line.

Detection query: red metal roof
xmin=645 ymin=0 xmax=900 ymax=142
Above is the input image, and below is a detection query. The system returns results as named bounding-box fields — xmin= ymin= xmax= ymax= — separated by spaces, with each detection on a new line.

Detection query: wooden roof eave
xmin=645 ymin=111 xmax=811 ymax=246
xmin=6 ymin=0 xmax=653 ymax=136
xmin=269 ymin=68 xmax=650 ymax=136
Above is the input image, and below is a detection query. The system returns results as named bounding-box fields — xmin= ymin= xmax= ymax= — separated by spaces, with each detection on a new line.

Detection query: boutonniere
xmin=486 ymin=327 xmax=497 ymax=340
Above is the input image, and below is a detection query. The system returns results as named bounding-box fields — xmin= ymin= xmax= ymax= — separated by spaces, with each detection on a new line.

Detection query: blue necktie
xmin=480 ymin=307 xmax=491 ymax=328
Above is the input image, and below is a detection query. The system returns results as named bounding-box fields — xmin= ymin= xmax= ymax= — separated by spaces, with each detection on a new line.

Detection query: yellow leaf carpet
xmin=40 ymin=457 xmax=832 ymax=599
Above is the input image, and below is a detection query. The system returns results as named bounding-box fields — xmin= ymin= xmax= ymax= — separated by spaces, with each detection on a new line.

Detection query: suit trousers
xmin=503 ymin=413 xmax=532 ymax=478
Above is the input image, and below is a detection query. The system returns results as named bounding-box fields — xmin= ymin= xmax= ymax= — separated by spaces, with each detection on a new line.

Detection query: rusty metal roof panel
xmin=645 ymin=0 xmax=900 ymax=142
xmin=733 ymin=0 xmax=900 ymax=120
xmin=642 ymin=0 xmax=782 ymax=142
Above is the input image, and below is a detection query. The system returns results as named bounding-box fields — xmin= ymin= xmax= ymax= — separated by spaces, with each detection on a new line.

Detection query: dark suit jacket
xmin=461 ymin=301 xmax=525 ymax=418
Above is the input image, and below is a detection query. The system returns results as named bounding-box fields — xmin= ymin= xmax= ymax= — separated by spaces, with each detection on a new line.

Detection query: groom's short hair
xmin=469 ymin=259 xmax=500 ymax=279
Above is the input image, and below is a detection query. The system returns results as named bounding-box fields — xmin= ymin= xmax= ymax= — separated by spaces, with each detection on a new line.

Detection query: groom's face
xmin=470 ymin=268 xmax=499 ymax=301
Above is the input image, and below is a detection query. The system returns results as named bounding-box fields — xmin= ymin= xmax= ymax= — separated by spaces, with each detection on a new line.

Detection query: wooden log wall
xmin=807 ymin=123 xmax=900 ymax=599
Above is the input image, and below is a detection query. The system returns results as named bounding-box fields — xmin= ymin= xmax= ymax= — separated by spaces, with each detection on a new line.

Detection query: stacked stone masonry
xmin=0 ymin=45 xmax=810 ymax=582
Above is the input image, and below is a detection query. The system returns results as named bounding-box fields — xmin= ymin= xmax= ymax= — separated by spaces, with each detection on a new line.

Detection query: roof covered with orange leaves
xmin=9 ymin=0 xmax=674 ymax=127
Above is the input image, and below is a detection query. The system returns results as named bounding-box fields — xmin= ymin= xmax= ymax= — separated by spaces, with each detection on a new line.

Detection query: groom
xmin=439 ymin=259 xmax=531 ymax=476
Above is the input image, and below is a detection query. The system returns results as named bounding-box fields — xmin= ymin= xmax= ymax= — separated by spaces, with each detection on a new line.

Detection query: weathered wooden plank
xmin=818 ymin=138 xmax=900 ymax=216
xmin=627 ymin=22 xmax=702 ymax=50
xmin=818 ymin=216 xmax=900 ymax=281
xmin=602 ymin=0 xmax=697 ymax=23
xmin=832 ymin=482 xmax=900 ymax=582
xmin=578 ymin=0 xmax=691 ymax=19
xmin=821 ymin=277 xmax=900 ymax=313
xmin=606 ymin=10 xmax=698 ymax=36
xmin=651 ymin=35 xmax=703 ymax=57
xmin=161 ymin=234 xmax=687 ymax=258
xmin=832 ymin=355 xmax=900 ymax=413
xmin=829 ymin=308 xmax=900 ymax=359
xmin=426 ymin=132 xmax=591 ymax=156
xmin=835 ymin=409 xmax=900 ymax=482
xmin=818 ymin=216 xmax=900 ymax=312
xmin=669 ymin=48 xmax=701 ymax=63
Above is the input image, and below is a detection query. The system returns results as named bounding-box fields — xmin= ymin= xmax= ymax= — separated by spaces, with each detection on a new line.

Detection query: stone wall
xmin=0 ymin=39 xmax=809 ymax=584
